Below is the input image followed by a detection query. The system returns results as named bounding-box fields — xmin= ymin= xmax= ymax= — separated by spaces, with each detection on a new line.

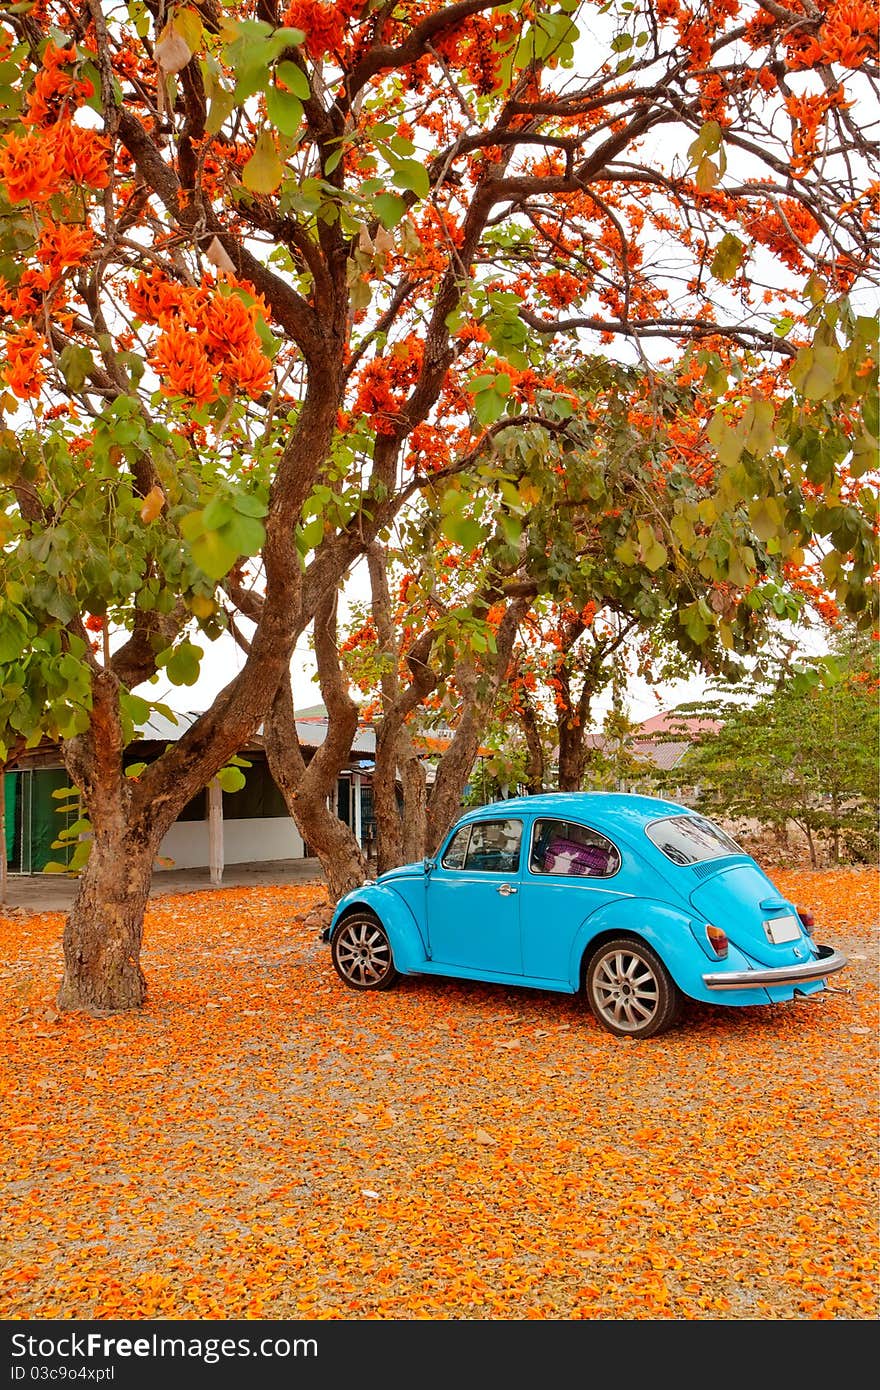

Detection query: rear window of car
xmin=645 ymin=814 xmax=742 ymax=866
xmin=530 ymin=819 xmax=620 ymax=878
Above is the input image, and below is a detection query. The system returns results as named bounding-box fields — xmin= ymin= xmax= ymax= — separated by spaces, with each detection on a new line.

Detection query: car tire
xmin=585 ymin=936 xmax=683 ymax=1039
xmin=331 ymin=911 xmax=398 ymax=991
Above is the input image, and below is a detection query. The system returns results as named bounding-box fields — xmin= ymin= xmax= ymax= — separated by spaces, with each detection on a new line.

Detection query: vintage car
xmin=321 ymin=792 xmax=847 ymax=1039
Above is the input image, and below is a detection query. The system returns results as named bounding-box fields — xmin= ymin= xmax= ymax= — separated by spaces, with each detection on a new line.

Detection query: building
xmin=1 ymin=704 xmax=377 ymax=879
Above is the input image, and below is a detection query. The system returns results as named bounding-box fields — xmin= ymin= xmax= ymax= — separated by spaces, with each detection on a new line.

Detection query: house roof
xmin=132 ymin=708 xmax=376 ymax=758
xmin=638 ymin=711 xmax=720 ymax=737
xmin=578 ymin=710 xmax=719 ymax=773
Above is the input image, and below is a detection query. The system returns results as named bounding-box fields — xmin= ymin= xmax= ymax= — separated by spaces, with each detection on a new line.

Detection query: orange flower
xmin=218 ymin=345 xmax=272 ymax=399
xmin=0 ymin=120 xmax=109 ymax=204
xmin=283 ymin=0 xmax=346 ymax=59
xmin=2 ymin=325 xmax=46 ymax=399
xmin=24 ymin=43 xmax=93 ymax=126
xmin=53 ymin=121 xmax=111 ymax=189
xmin=0 ymin=129 xmax=63 ymax=203
xmin=149 ymin=320 xmax=217 ymax=405
xmin=36 ymin=221 xmax=94 ymax=282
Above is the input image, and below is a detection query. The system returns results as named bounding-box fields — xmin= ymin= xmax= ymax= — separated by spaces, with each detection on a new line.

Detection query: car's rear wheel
xmin=331 ymin=912 xmax=398 ymax=991
xmin=585 ymin=937 xmax=683 ymax=1039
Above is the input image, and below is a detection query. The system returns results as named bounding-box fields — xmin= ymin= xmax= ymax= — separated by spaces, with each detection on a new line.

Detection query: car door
xmin=425 ymin=817 xmax=523 ymax=975
xmin=520 ymin=816 xmax=626 ymax=981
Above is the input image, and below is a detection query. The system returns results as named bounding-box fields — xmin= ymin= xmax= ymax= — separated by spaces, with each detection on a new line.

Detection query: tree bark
xmin=58 ymin=668 xmax=159 ymax=1010
xmin=425 ymin=598 xmax=528 ymax=851
xmin=517 ymin=698 xmax=545 ymax=794
xmin=57 ymin=824 xmax=155 ymax=1011
xmin=367 ymin=544 xmax=437 ymax=873
xmin=263 ymin=595 xmax=368 ymax=902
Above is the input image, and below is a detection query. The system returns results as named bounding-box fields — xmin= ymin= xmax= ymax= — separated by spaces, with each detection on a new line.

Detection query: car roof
xmin=458 ymin=791 xmax=691 ymax=831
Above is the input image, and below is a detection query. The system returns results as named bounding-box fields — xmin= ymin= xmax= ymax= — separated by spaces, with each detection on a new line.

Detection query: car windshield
xmin=645 ymin=814 xmax=742 ymax=866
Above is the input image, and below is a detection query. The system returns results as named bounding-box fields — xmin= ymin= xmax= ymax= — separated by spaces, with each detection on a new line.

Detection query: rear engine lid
xmin=689 ymin=863 xmax=811 ymax=966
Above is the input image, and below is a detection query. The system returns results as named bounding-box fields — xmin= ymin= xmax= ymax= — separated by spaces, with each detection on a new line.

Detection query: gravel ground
xmin=0 ymin=868 xmax=876 ymax=1321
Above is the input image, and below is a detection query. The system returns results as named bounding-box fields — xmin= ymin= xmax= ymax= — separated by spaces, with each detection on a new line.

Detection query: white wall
xmin=157 ymin=816 xmax=305 ymax=870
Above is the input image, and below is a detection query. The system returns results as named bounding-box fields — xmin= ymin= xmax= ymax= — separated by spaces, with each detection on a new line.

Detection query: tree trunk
xmin=557 ymin=720 xmax=588 ymax=792
xmin=263 ymin=599 xmax=367 ymax=902
xmin=372 ymin=719 xmax=405 ymax=875
xmin=366 ymin=545 xmax=436 ymax=873
xmin=800 ymin=819 xmax=818 ymax=868
xmin=57 ymin=825 xmax=155 ymax=1011
xmin=517 ymin=700 xmax=545 ymax=794
xmin=425 ymin=599 xmax=528 ymax=851
xmin=399 ymin=751 xmax=428 ymax=865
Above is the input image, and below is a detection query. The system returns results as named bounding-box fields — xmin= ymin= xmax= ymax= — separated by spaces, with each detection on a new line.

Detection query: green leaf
xmin=643 ymin=538 xmax=668 ymax=573
xmin=231 ymin=492 xmax=268 ymax=518
xmin=216 ymin=765 xmax=247 ymax=793
xmin=473 ymin=387 xmax=506 ymax=426
xmin=441 ymin=514 xmax=483 ymax=550
xmin=220 ymin=512 xmax=265 ymax=556
xmin=166 ymin=642 xmax=202 ymax=686
xmin=374 ymin=192 xmax=408 ymax=229
xmin=242 ymin=131 xmax=284 ymax=194
xmin=265 ymin=84 xmax=303 ymax=136
xmin=0 ymin=619 xmax=27 ymax=663
xmin=790 ymin=343 xmax=840 ymax=401
xmin=58 ymin=344 xmax=95 ymax=392
xmin=205 ymin=88 xmax=235 ymax=136
xmin=190 ymin=528 xmax=240 ymax=579
xmin=202 ymin=496 xmax=235 ymax=530
xmin=707 ymin=412 xmax=745 ymax=467
xmin=391 ymin=159 xmax=430 ymax=201
xmin=276 ymin=60 xmax=310 ymax=100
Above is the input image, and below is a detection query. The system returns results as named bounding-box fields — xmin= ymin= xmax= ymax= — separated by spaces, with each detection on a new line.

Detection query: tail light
xmin=705 ymin=923 xmax=729 ymax=959
xmin=797 ymin=907 xmax=815 ymax=935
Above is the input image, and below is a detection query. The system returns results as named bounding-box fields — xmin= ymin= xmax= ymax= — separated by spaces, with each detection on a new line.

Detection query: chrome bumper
xmin=702 ymin=945 xmax=848 ymax=992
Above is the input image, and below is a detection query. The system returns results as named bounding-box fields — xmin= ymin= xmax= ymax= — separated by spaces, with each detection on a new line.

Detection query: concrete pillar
xmin=353 ymin=771 xmax=362 ymax=847
xmin=208 ymin=778 xmax=224 ymax=886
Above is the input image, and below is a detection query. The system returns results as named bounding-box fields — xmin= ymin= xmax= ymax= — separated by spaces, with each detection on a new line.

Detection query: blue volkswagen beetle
xmin=322 ymin=792 xmax=847 ymax=1039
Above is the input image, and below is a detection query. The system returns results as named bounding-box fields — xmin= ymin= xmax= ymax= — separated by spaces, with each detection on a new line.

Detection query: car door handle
xmin=497 ymin=883 xmax=517 ymax=896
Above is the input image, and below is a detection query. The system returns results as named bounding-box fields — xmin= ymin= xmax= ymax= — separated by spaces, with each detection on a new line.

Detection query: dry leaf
xmin=139 ymin=484 xmax=165 ymax=524
xmin=204 ymin=236 xmax=236 ymax=274
xmin=474 ymin=1128 xmax=497 ymax=1145
xmin=155 ymin=28 xmax=192 ymax=75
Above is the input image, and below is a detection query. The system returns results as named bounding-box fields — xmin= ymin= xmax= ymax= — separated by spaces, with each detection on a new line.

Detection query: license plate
xmin=764 ymin=914 xmax=801 ymax=944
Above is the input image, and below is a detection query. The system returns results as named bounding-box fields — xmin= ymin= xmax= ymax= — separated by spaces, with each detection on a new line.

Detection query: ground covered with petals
xmin=1 ymin=868 xmax=877 ymax=1320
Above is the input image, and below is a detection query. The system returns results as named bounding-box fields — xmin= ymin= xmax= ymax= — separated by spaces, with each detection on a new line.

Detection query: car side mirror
xmin=424 ymin=857 xmax=437 ymax=873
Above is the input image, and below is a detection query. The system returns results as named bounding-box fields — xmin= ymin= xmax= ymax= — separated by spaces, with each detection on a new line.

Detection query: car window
xmin=530 ymin=819 xmax=620 ymax=878
xmin=645 ymin=813 xmax=742 ymax=865
xmin=441 ymin=825 xmax=471 ymax=869
xmin=463 ymin=819 xmax=522 ymax=874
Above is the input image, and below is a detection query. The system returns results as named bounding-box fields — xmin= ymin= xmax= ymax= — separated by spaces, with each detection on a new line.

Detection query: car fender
xmin=330 ymin=883 xmax=428 ymax=975
xmin=567 ymin=896 xmax=765 ymax=1004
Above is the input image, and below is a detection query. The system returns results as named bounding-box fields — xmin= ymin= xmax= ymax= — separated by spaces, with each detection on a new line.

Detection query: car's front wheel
xmin=331 ymin=912 xmax=398 ymax=991
xmin=585 ymin=937 xmax=683 ymax=1039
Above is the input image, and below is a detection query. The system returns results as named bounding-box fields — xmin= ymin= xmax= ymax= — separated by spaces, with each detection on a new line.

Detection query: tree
xmin=670 ymin=628 xmax=880 ymax=865
xmin=0 ymin=2 xmax=877 ymax=1009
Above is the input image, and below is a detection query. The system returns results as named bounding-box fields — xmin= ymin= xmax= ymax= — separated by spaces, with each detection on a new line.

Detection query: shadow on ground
xmin=0 ymin=858 xmax=327 ymax=913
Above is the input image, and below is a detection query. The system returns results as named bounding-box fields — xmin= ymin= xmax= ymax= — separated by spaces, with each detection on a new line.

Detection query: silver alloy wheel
xmin=590 ymin=946 xmax=661 ymax=1033
xmin=333 ymin=916 xmax=395 ymax=988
